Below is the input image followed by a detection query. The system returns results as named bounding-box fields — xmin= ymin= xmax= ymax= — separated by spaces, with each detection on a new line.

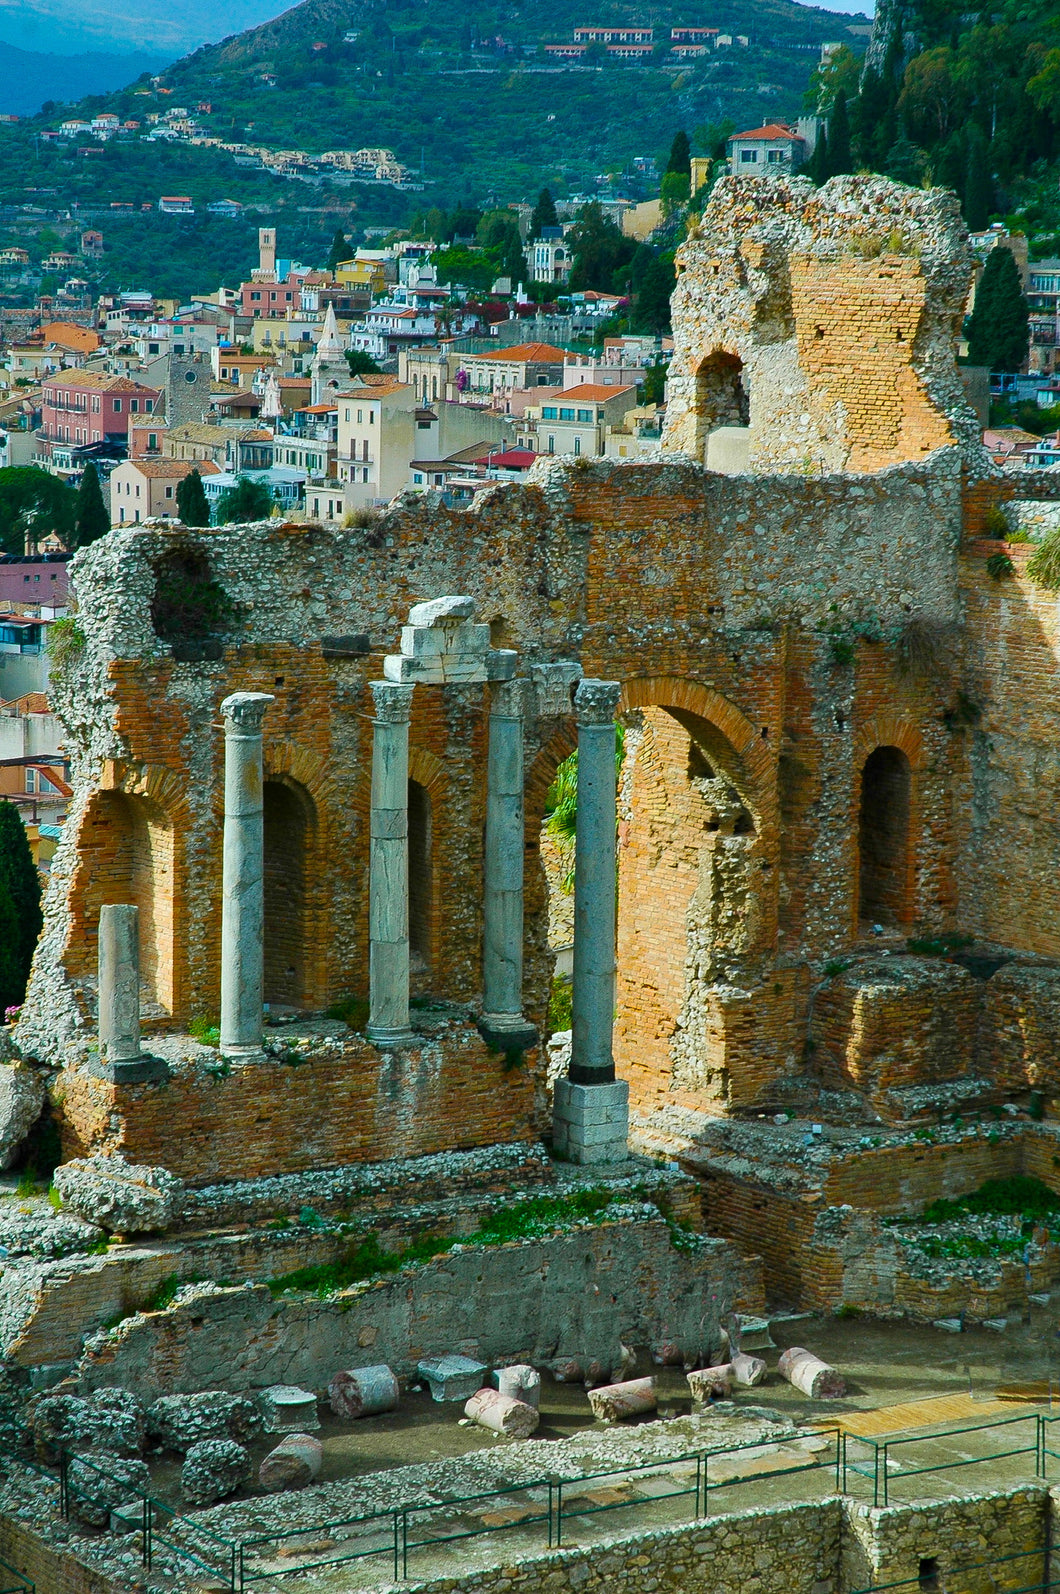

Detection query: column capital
xmin=574 ymin=678 xmax=621 ymax=725
xmin=371 ymin=680 xmax=415 ymax=723
xmin=489 ymin=677 xmax=530 ymax=719
xmin=220 ymin=691 xmax=274 ymax=732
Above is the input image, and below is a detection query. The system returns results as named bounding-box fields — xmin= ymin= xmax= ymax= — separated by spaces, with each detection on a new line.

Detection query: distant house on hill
xmin=727 ymin=124 xmax=808 ymax=176
xmin=158 ymin=195 xmax=195 ymax=215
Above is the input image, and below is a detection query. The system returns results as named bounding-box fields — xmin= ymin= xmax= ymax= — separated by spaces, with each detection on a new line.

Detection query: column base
xmin=552 ymin=1077 xmax=629 ymax=1165
xmin=219 ymin=1044 xmax=267 ymax=1065
xmin=477 ymin=1015 xmax=539 ymax=1056
xmin=89 ymin=1053 xmax=170 ymax=1086
xmin=366 ymin=1025 xmax=419 ymax=1049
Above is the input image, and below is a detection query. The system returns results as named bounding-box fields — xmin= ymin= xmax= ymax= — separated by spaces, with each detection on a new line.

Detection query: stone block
xmin=181 ymin=1438 xmax=251 ymax=1505
xmin=54 ymin=1155 xmax=184 ymax=1235
xmin=147 ymin=1391 xmax=261 ymax=1452
xmin=0 ymin=1064 xmax=45 ymax=1171
xmin=259 ymin=1385 xmax=319 ymax=1433
xmin=417 ymin=1354 xmax=487 ymax=1402
xmin=400 ymin=622 xmax=490 ymax=657
xmin=258 ymin=1432 xmax=322 ymax=1493
xmin=327 ymin=1364 xmax=400 ymax=1420
xmin=553 ymin=1077 xmax=629 ymax=1165
xmin=495 ymin=1364 xmax=540 ymax=1408
xmin=33 ymin=1389 xmax=145 ymax=1464
xmin=407 ymin=595 xmax=474 ymax=626
xmin=464 ymin=1387 xmax=539 ymax=1439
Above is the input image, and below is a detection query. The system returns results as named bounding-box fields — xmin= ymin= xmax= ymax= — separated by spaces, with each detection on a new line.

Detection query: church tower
xmin=310 ymin=303 xmax=349 ymax=405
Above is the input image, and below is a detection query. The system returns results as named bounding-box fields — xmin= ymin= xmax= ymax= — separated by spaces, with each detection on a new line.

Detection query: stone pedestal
xmin=94 ymin=904 xmax=167 ymax=1084
xmin=367 ymin=681 xmax=416 ymax=1047
xmin=219 ymin=691 xmax=274 ymax=1060
xmin=480 ymin=678 xmax=536 ymax=1054
xmin=552 ymin=1078 xmax=630 ymax=1165
xmin=556 ymin=677 xmax=629 ymax=1163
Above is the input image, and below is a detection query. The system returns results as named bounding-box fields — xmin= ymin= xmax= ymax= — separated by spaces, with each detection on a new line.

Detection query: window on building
xmin=369 ymin=411 xmax=374 ymax=424
xmin=574 ymin=437 xmax=581 ymax=455
xmin=165 ymin=485 xmax=173 ymax=498
xmin=542 ymin=406 xmax=557 ymax=419
xmin=362 ymin=467 xmax=369 ymax=482
xmin=113 ymin=398 xmax=122 ymax=412
xmin=559 ymin=407 xmax=574 ymax=420
xmin=547 ymin=435 xmax=555 ymax=453
xmin=130 ymin=399 xmax=138 ymax=413
xmin=740 ymin=148 xmax=758 ymax=163
xmin=413 ymin=472 xmax=423 ymax=483
xmin=25 ymin=768 xmax=36 ymax=793
xmin=577 ymin=409 xmax=592 ymax=422
xmin=767 ymin=148 xmax=783 ymax=164
xmin=251 ymin=291 xmax=261 ymax=301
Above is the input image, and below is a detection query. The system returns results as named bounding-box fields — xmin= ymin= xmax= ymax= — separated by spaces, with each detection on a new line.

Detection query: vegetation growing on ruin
xmin=895 ymin=1175 xmax=1060 ymax=1232
xmin=1026 ymin=529 xmax=1060 ymax=592
xmin=906 ymin=932 xmax=973 ymax=957
xmin=45 ymin=617 xmax=85 ymax=677
xmin=150 ymin=548 xmax=242 ymax=654
xmin=267 ymin=1188 xmax=631 ymax=1298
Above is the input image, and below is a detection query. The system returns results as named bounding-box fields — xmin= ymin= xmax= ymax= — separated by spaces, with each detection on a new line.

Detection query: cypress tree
xmin=966 ymin=245 xmax=1029 ymax=372
xmin=326 ymin=227 xmax=348 ymax=274
xmin=809 ymin=126 xmax=829 ymax=185
xmin=529 ymin=188 xmax=558 ymax=239
xmin=827 ymin=91 xmax=852 ymax=176
xmin=666 ymin=130 xmax=691 ymax=179
xmin=176 ymin=468 xmax=211 ymax=527
xmin=0 ymin=799 xmax=42 ymax=1011
xmin=71 ymin=463 xmax=109 ymax=549
xmin=935 ymin=130 xmax=966 ymax=204
xmin=963 ymin=127 xmax=993 ymax=231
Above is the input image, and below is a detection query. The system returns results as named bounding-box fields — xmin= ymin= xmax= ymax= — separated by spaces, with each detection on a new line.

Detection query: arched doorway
xmin=695 ymin=350 xmax=750 ymax=471
xmin=857 ymin=746 xmax=912 ymax=928
xmin=71 ymin=790 xmax=175 ymax=1015
xmin=263 ymin=777 xmax=314 ymax=1008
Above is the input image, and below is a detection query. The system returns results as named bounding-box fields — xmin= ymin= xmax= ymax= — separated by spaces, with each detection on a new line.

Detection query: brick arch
xmin=853 ymin=714 xmax=924 ymax=772
xmin=525 ymin=723 xmax=578 ymax=839
xmin=619 ymin=675 xmax=775 ymax=835
xmin=101 ymin=758 xmax=194 ymax=831
xmin=408 ymin=745 xmax=448 ymax=803
xmin=263 ymin=742 xmax=339 ymax=814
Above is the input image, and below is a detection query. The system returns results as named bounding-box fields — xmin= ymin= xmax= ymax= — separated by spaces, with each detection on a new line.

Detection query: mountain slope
xmin=0 ymin=0 xmax=300 ymax=58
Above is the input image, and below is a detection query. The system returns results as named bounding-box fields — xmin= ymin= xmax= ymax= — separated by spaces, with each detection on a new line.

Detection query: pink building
xmin=239 ymin=275 xmax=305 ymax=318
xmin=40 ymin=371 xmax=160 ymax=446
xmin=0 ymin=553 xmax=71 ymax=609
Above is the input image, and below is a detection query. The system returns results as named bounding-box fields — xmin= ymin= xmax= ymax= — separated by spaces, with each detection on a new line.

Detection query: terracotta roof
xmin=731 ymin=123 xmax=800 ymax=141
xmin=40 ymin=322 xmax=100 ymax=353
xmin=469 ymin=343 xmax=567 ymax=363
xmin=167 ymin=423 xmax=229 ymax=443
xmin=297 ymin=402 xmax=339 ymax=413
xmin=41 ymin=370 xmax=158 ymax=393
xmin=556 ymin=384 xmax=636 ymax=401
xmin=125 ymin=459 xmax=221 ymax=478
xmin=239 ymin=429 xmax=275 ymax=441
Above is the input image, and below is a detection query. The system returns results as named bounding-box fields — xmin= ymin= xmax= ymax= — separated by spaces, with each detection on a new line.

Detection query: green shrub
xmin=46 ymin=617 xmax=85 ymax=676
xmin=1027 ymin=530 xmax=1060 ymax=591
xmin=983 ymin=504 xmax=1011 ymax=538
xmin=906 ymin=932 xmax=973 ymax=957
xmin=548 ymin=976 xmax=572 ymax=1035
xmin=326 ymin=995 xmax=369 ymax=1029
xmin=986 ymin=551 xmax=1015 ymax=580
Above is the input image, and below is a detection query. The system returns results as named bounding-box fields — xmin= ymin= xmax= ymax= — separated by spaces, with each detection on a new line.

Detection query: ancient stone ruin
xmin=1 ymin=174 xmax=1060 ymax=1593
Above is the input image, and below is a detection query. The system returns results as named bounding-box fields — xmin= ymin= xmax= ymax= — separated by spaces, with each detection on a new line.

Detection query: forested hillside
xmin=811 ymin=0 xmax=1060 ymax=250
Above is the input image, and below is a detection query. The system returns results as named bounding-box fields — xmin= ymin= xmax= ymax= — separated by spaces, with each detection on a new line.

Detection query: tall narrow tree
xmin=70 ymin=463 xmax=109 ymax=549
xmin=966 ymin=245 xmax=1029 ymax=372
xmin=529 ymin=188 xmax=558 ymax=239
xmin=827 ymin=90 xmax=852 ymax=176
xmin=665 ymin=130 xmax=691 ymax=179
xmin=963 ymin=127 xmax=993 ymax=231
xmin=326 ymin=227 xmax=349 ymax=274
xmin=176 ymin=468 xmax=211 ymax=527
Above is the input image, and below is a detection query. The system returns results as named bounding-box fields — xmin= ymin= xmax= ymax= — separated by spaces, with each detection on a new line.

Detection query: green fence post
xmin=548 ymin=1481 xmax=554 ymax=1548
xmin=402 ymin=1508 xmax=408 ymax=1580
xmin=58 ymin=1450 xmax=69 ymax=1521
xmin=556 ymin=1480 xmax=563 ymax=1547
xmin=873 ymin=1444 xmax=880 ymax=1509
xmin=883 ymin=1443 xmax=889 ymax=1509
xmin=393 ymin=1511 xmax=400 ymax=1583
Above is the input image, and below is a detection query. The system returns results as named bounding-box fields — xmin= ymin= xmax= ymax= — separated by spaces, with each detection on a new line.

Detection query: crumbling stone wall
xmin=664 ymin=174 xmax=982 ymax=473
xmin=15 ymin=176 xmax=1060 ymax=1179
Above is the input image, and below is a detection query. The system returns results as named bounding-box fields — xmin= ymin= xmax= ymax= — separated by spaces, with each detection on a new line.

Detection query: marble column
xmin=219 ymin=691 xmax=274 ymax=1058
xmin=553 ymin=678 xmax=629 ymax=1164
xmin=367 ymin=680 xmax=416 ymax=1047
xmin=95 ymin=904 xmax=167 ymax=1084
xmin=481 ymin=678 xmax=536 ymax=1051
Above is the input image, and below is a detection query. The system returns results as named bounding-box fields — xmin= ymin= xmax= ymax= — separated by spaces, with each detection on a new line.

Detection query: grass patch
xmin=1027 ymin=530 xmax=1060 ymax=591
xmin=916 ymin=1175 xmax=1060 ymax=1228
xmin=823 ymin=959 xmax=851 ymax=979
xmin=267 ymin=1188 xmax=623 ymax=1299
xmin=190 ymin=1015 xmax=220 ymax=1047
xmin=147 ymin=1273 xmax=182 ymax=1312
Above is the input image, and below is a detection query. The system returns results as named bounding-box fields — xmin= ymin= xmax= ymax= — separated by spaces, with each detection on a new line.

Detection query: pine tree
xmin=176 ymin=468 xmax=210 ymax=527
xmin=827 ymin=91 xmax=852 ymax=176
xmin=966 ymin=245 xmax=1029 ymax=372
xmin=529 ymin=188 xmax=558 ymax=239
xmin=665 ymin=130 xmax=691 ymax=179
xmin=963 ymin=127 xmax=993 ymax=231
xmin=70 ymin=463 xmax=108 ymax=549
xmin=500 ymin=229 xmax=527 ymax=288
xmin=0 ymin=799 xmax=42 ymax=1012
xmin=326 ymin=227 xmax=349 ymax=274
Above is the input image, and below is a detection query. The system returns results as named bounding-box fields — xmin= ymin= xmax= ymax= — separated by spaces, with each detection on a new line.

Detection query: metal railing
xmin=0 ymin=1559 xmax=33 ymax=1594
xmin=850 ymin=1546 xmax=1052 ymax=1594
xmin=5 ymin=1409 xmax=1060 ymax=1591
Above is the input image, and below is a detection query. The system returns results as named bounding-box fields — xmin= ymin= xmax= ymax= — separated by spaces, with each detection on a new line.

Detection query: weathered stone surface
xmin=0 ymin=1064 xmax=45 ymax=1171
xmin=495 ymin=1364 xmax=540 ymax=1408
xmin=418 ymin=1355 xmax=488 ymax=1403
xmin=406 ymin=595 xmax=474 ymax=627
xmin=464 ymin=1388 xmax=539 ymax=1439
xmin=777 ymin=1346 xmax=846 ymax=1399
xmin=181 ymin=1438 xmax=251 ymax=1505
xmin=147 ymin=1391 xmax=261 ymax=1452
xmin=258 ymin=1432 xmax=323 ymax=1493
xmin=327 ymin=1365 xmax=399 ymax=1420
xmin=687 ymin=1366 xmax=734 ymax=1402
xmin=68 ymin=1454 xmax=151 ymax=1527
xmin=54 ymin=1156 xmax=184 ymax=1235
xmin=731 ymin=1353 xmax=767 ymax=1388
xmin=260 ymin=1385 xmax=319 ymax=1433
xmin=586 ymin=1377 xmax=656 ymax=1423
xmin=33 ymin=1388 xmax=145 ymax=1463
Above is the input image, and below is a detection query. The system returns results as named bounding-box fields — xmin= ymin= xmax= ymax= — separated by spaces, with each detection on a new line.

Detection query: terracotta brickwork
xmin=17 ymin=176 xmax=1060 ymax=1187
